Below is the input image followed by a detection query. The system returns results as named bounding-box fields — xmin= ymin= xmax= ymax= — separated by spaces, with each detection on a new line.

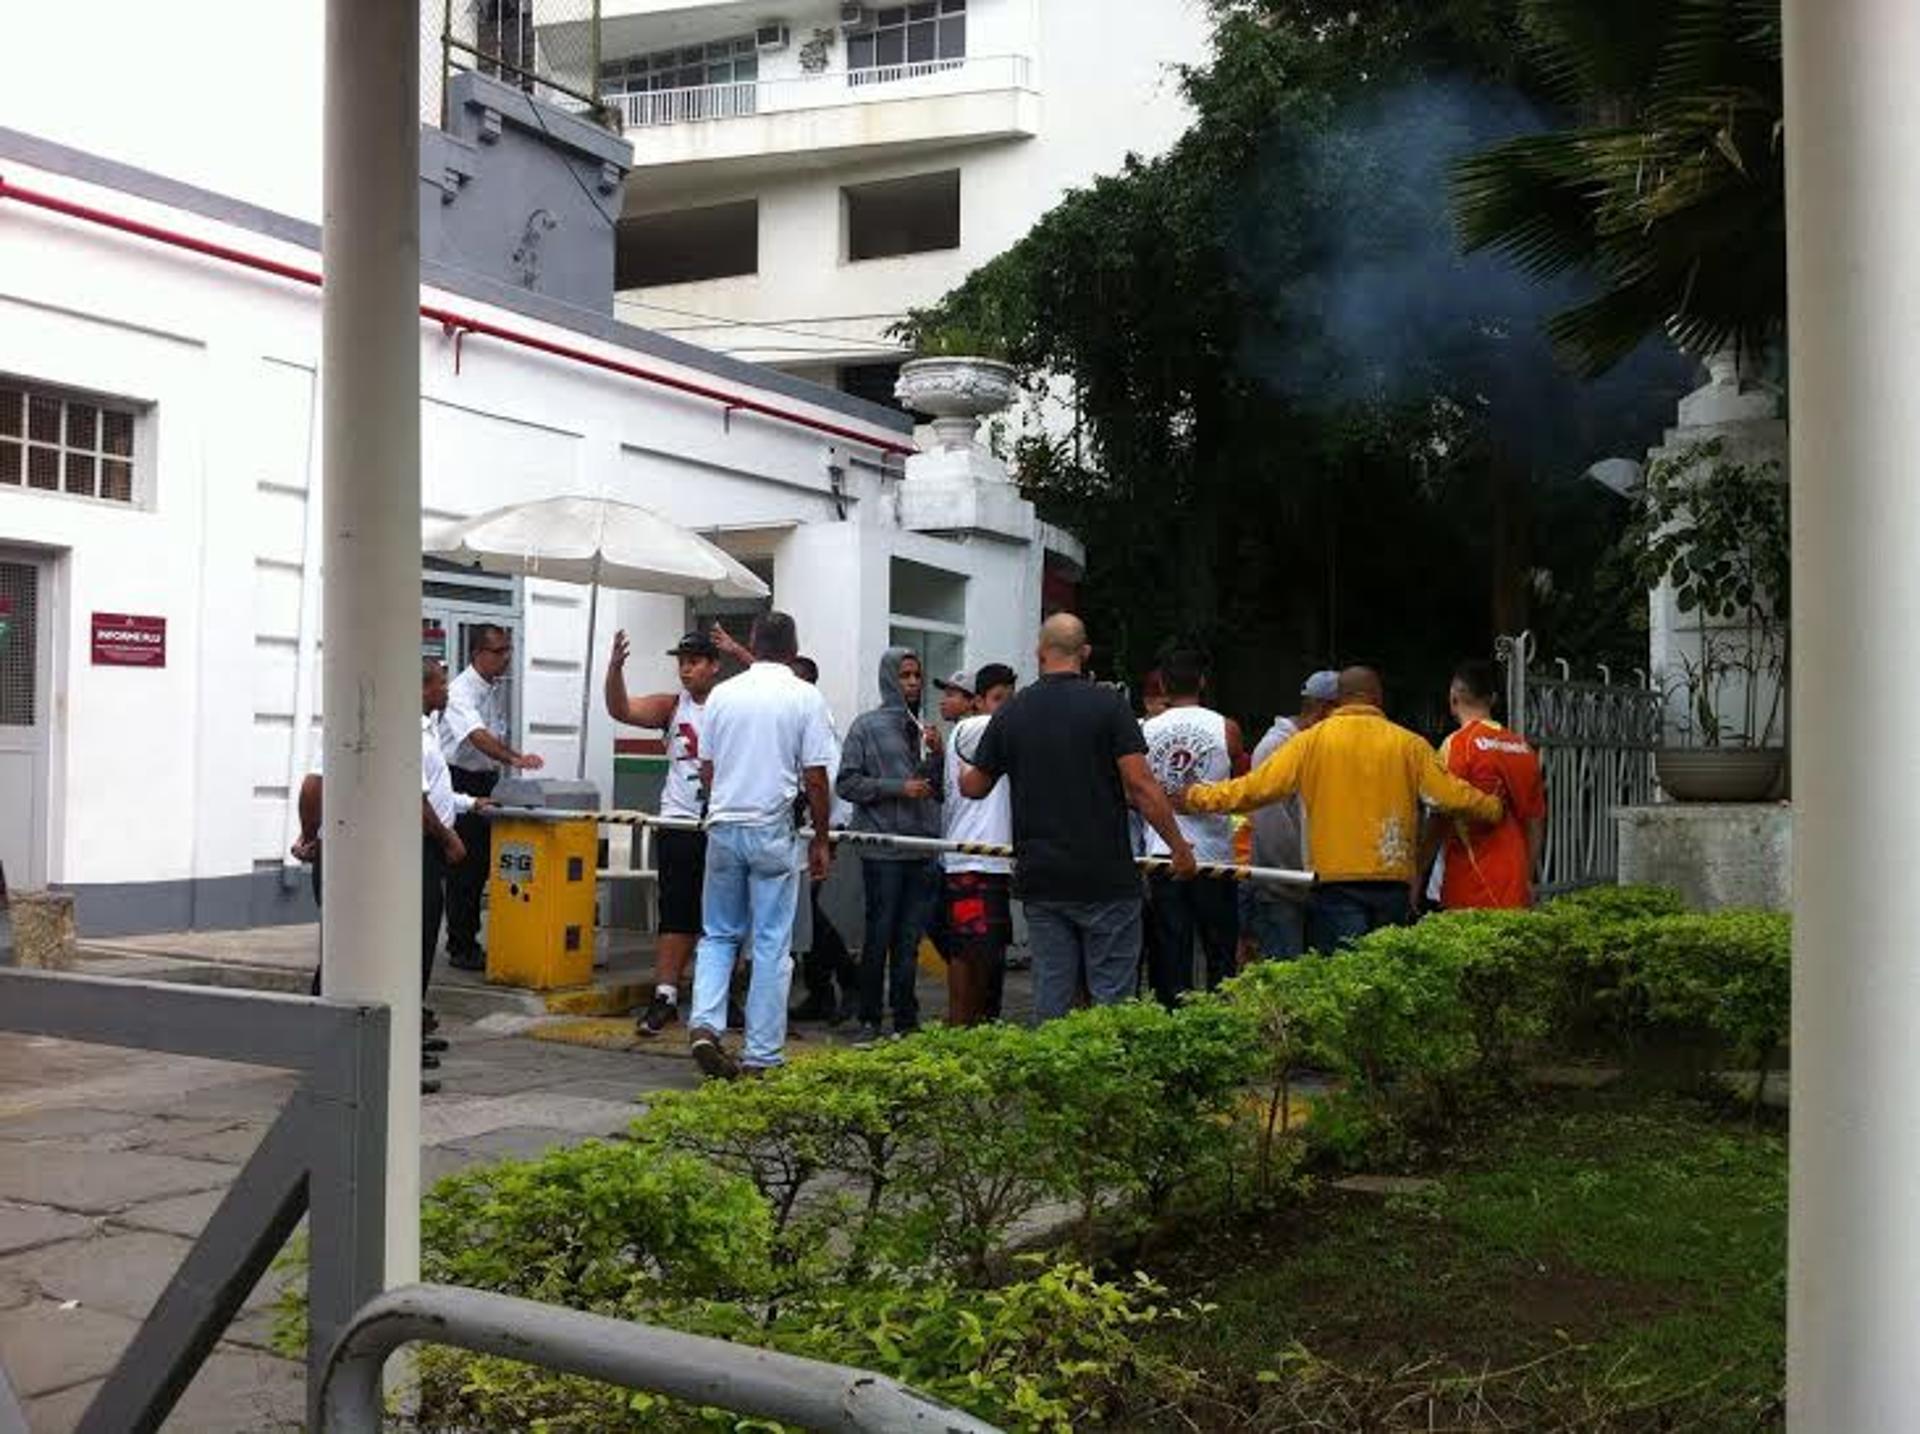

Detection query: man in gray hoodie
xmin=837 ymin=647 xmax=944 ymax=1039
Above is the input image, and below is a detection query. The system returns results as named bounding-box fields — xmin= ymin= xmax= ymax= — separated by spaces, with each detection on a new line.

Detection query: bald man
xmin=960 ymin=614 xmax=1196 ymax=1021
xmin=1182 ymin=665 xmax=1504 ymax=952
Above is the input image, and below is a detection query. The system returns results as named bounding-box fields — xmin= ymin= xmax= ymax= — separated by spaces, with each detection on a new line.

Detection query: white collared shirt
xmin=442 ymin=665 xmax=505 ymax=773
xmin=423 ymin=712 xmax=475 ymax=828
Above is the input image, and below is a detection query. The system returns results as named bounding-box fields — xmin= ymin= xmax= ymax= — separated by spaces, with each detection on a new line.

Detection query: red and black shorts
xmin=941 ymin=870 xmax=1012 ymax=960
xmin=656 ymin=825 xmax=707 ymax=936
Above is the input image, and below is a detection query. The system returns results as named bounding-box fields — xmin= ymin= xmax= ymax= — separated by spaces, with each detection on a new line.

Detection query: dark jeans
xmin=444 ymin=767 xmax=498 ymax=957
xmin=1240 ymin=889 xmax=1307 ymax=961
xmin=800 ymin=879 xmax=857 ymax=1002
xmin=858 ymin=856 xmax=938 ymax=1030
xmin=1307 ymin=880 xmax=1414 ymax=954
xmin=1025 ymin=897 xmax=1143 ymax=1022
xmin=1146 ymin=871 xmax=1240 ymax=1007
xmin=308 ymin=839 xmax=446 ymax=998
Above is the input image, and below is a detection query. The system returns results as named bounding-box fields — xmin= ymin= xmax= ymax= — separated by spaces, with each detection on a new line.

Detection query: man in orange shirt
xmin=1425 ymin=660 xmax=1548 ymax=909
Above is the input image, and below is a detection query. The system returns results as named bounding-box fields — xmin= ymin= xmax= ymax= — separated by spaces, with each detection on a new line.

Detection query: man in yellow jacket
xmin=1181 ymin=667 xmax=1504 ymax=952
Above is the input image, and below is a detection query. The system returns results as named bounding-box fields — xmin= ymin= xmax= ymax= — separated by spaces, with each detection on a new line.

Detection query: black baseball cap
xmin=667 ymin=631 xmax=718 ymax=658
xmin=973 ymin=662 xmax=1017 ymax=695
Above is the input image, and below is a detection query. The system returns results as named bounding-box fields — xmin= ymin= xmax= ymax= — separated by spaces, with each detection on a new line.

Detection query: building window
xmin=848 ymin=1 xmax=967 ymax=83
xmin=890 ymin=557 xmax=967 ymax=692
xmin=0 ymin=380 xmax=139 ymax=504
xmin=601 ymin=36 xmax=758 ymax=97
xmin=617 ymin=200 xmax=759 ymax=288
xmin=845 ymin=170 xmax=961 ymax=261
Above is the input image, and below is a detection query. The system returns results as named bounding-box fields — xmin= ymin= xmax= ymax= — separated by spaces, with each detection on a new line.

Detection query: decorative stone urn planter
xmin=895 ymin=357 xmax=1018 ymax=451
xmin=1653 ymin=747 xmax=1788 ymax=803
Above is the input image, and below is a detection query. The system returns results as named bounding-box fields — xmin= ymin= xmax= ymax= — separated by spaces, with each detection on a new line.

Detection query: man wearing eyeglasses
xmin=441 ymin=624 xmax=545 ymax=971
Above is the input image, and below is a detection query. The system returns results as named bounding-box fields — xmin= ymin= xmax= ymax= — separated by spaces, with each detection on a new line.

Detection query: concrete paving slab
xmin=3 ymin=1228 xmax=194 ymax=1320
xmin=0 ymin=1110 xmax=147 ymax=1143
xmin=141 ymin=1123 xmax=267 ymax=1165
xmin=0 ymin=1205 xmax=93 ymax=1258
xmin=0 ymin=1297 xmax=141 ymax=1396
xmin=444 ymin=1124 xmax=596 ymax=1163
xmin=27 ymin=1347 xmax=304 ymax=1433
xmin=111 ymin=1189 xmax=224 ymax=1240
xmin=419 ymin=1093 xmax=638 ymax=1146
xmin=0 ymin=1274 xmax=32 ymax=1311
xmin=421 ymin=1145 xmax=494 ymax=1187
xmin=1332 ymin=1175 xmax=1443 ymax=1198
xmin=0 ymin=1148 xmax=233 ymax=1215
xmin=101 ymin=1077 xmax=296 ymax=1123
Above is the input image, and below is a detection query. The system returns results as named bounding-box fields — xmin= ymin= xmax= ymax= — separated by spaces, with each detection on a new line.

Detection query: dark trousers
xmin=1146 ymin=870 xmax=1240 ymax=1006
xmin=444 ymin=768 xmax=498 ymax=957
xmin=800 ymin=879 xmax=857 ymax=1001
xmin=308 ymin=839 xmax=445 ymax=997
xmin=1307 ymin=880 xmax=1414 ymax=954
xmin=858 ymin=856 xmax=938 ymax=1030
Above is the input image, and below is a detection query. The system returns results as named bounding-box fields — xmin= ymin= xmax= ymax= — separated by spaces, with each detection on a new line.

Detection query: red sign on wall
xmin=91 ymin=612 xmax=167 ymax=668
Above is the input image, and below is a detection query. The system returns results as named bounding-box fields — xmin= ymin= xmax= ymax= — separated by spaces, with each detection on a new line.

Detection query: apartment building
xmin=602 ymin=0 xmax=1211 ymax=402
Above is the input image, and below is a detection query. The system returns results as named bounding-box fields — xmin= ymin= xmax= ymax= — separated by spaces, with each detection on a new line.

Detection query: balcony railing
xmin=613 ymin=53 xmax=1032 ymax=130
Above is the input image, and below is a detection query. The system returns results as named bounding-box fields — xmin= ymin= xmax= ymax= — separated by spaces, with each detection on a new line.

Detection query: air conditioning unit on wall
xmin=839 ymin=4 xmax=868 ymax=32
xmin=756 ymin=23 xmax=790 ymax=52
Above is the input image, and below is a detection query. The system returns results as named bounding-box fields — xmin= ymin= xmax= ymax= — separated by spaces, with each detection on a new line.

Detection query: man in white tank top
xmin=605 ymin=629 xmax=723 ymax=1037
xmin=1140 ymin=647 xmax=1246 ymax=1006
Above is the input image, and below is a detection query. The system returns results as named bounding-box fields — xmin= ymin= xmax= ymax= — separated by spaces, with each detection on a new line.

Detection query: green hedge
xmin=291 ymin=887 xmax=1788 ymax=1431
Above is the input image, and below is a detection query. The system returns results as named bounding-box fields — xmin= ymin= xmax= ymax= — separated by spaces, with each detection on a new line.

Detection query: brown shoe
xmin=689 ymin=1027 xmax=740 ymax=1082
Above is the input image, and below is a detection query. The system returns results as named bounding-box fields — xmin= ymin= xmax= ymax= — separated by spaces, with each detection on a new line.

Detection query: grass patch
xmin=1130 ymin=1089 xmax=1784 ymax=1430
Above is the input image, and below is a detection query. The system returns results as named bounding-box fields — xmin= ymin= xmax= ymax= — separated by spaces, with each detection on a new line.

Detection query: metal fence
xmin=318 ymin=1284 xmax=1003 ymax=1432
xmin=1497 ymin=631 xmax=1660 ymax=897
xmin=0 ymin=969 xmax=389 ymax=1432
xmin=429 ymin=0 xmax=604 ymax=128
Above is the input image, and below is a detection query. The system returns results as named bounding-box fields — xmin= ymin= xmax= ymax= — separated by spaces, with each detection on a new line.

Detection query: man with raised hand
xmin=687 ymin=611 xmax=836 ymax=1079
xmin=605 ymin=628 xmax=724 ymax=1038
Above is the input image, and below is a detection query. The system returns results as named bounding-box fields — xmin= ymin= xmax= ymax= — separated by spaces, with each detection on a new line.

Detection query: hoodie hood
xmin=877 ymin=645 xmax=919 ymax=713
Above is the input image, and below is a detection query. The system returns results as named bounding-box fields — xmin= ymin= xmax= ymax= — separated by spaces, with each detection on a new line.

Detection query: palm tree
xmin=1451 ymin=0 xmax=1783 ymax=377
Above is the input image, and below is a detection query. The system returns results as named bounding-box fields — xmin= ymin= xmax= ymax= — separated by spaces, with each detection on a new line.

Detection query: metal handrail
xmin=613 ymin=53 xmax=1033 ymax=128
xmin=317 ymin=1284 xmax=1003 ymax=1432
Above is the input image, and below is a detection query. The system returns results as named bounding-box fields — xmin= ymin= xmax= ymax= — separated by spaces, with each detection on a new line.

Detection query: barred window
xmin=0 ymin=380 xmax=139 ymax=504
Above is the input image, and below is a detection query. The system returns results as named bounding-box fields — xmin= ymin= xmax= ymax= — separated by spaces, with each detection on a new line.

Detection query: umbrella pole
xmin=577 ymin=559 xmax=601 ymax=783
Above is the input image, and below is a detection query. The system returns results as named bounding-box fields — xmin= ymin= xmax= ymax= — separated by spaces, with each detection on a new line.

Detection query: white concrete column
xmin=321 ymin=0 xmax=422 ymax=1286
xmin=1784 ymin=3 xmax=1920 ymax=1425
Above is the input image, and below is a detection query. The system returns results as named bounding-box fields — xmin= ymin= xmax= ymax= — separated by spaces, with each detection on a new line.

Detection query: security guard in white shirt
xmin=440 ymin=624 xmax=543 ymax=969
xmin=292 ymin=660 xmax=480 ymax=1095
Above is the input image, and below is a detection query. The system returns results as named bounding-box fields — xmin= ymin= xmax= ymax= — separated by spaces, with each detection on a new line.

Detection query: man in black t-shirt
xmin=962 ymin=614 xmax=1197 ymax=1020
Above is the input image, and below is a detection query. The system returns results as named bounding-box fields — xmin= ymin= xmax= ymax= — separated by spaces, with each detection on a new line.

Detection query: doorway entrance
xmin=0 ymin=549 xmax=52 ymax=890
xmin=422 ymin=559 xmax=523 ymax=745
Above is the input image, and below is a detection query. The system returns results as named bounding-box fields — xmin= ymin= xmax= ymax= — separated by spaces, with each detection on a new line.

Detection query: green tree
xmin=901 ymin=1 xmax=1688 ymax=721
xmin=1452 ymin=0 xmax=1785 ymax=376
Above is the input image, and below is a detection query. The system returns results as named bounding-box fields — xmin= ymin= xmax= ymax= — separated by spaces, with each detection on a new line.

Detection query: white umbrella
xmin=424 ymin=495 xmax=771 ymax=778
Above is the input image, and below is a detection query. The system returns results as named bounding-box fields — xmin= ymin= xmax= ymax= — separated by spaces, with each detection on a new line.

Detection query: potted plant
xmin=892 ymin=323 xmax=1018 ymax=452
xmin=1628 ymin=439 xmax=1789 ymax=802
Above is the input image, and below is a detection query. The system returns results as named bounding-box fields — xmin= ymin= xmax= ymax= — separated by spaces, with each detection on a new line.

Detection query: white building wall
xmin=1 ymin=146 xmax=1057 ymax=934
xmin=616 ymin=0 xmax=1212 ymax=363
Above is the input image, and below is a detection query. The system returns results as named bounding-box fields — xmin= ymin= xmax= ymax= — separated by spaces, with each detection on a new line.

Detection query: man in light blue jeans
xmin=687 ymin=612 xmax=837 ymax=1079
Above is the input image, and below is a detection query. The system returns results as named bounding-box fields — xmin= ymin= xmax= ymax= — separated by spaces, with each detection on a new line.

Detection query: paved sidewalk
xmin=0 ymin=1017 xmax=701 ymax=1433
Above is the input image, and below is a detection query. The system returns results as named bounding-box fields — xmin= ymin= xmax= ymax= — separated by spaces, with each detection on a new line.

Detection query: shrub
xmin=1549 ymin=885 xmax=1687 ymax=924
xmin=274 ymin=884 xmax=1792 ymax=1431
xmin=1631 ymin=911 xmax=1791 ymax=1110
xmin=421 ymin=1145 xmax=772 ymax=1309
xmin=415 ymin=1260 xmax=1193 ymax=1434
